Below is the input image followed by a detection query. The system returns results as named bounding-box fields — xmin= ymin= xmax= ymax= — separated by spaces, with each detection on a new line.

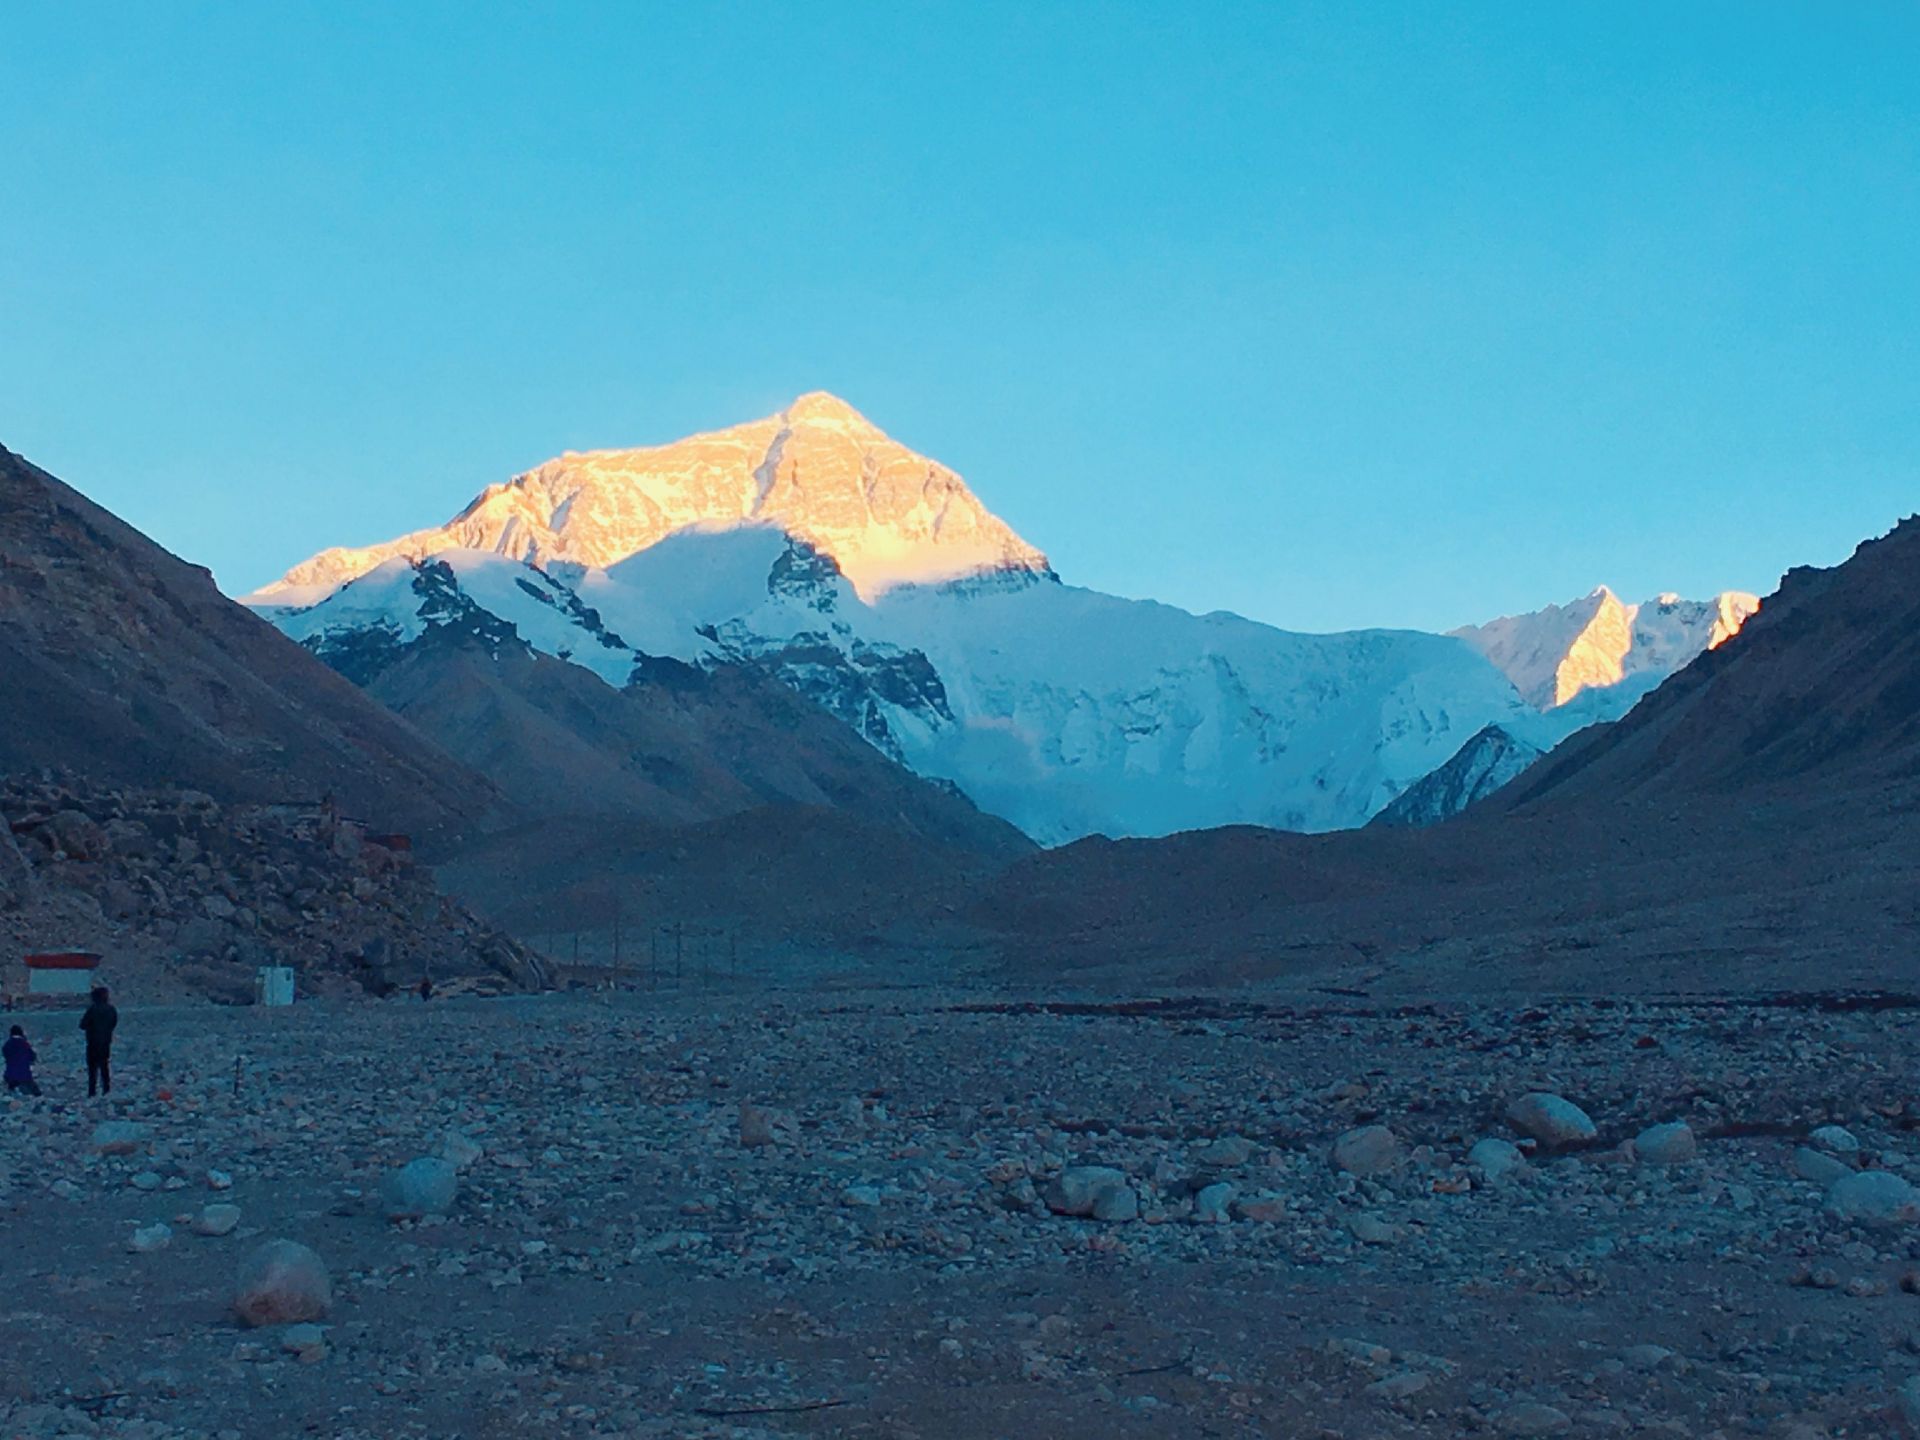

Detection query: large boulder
xmin=383 ymin=1156 xmax=459 ymax=1220
xmin=233 ymin=1240 xmax=332 ymax=1326
xmin=1825 ymin=1170 xmax=1920 ymax=1229
xmin=1505 ymin=1093 xmax=1597 ymax=1147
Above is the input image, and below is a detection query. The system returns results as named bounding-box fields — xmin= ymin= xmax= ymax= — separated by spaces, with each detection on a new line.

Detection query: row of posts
xmin=540 ymin=918 xmax=742 ymax=990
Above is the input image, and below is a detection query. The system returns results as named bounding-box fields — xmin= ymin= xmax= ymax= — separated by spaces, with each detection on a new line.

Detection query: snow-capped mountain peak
xmin=1451 ymin=587 xmax=1759 ymax=710
xmin=247 ymin=393 xmax=1052 ymax=607
xmin=243 ymin=396 xmax=1758 ymax=843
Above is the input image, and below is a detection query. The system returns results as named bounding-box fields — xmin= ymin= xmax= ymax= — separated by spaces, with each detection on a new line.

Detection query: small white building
xmin=256 ymin=966 xmax=295 ymax=1007
xmin=24 ymin=952 xmax=102 ymax=997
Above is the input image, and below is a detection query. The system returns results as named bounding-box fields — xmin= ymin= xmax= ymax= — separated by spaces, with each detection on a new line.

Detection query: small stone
xmin=194 ymin=1203 xmax=242 ymax=1237
xmin=130 ymin=1170 xmax=164 ymax=1191
xmin=1195 ymin=1136 xmax=1252 ymax=1168
xmin=234 ymin=1240 xmax=332 ymax=1327
xmin=438 ymin=1130 xmax=484 ymax=1171
xmin=1234 ymin=1193 xmax=1289 ymax=1224
xmin=1496 ymin=1402 xmax=1573 ymax=1436
xmin=1809 ymin=1125 xmax=1860 ymax=1155
xmin=1366 ymin=1370 xmax=1430 ymax=1400
xmin=1469 ymin=1137 xmax=1527 ymax=1184
xmin=1331 ymin=1125 xmax=1402 ymax=1177
xmin=1898 ymin=1375 xmax=1920 ymax=1429
xmin=1193 ymin=1182 xmax=1234 ymax=1224
xmin=91 ymin=1121 xmax=148 ymax=1156
xmin=1506 ymin=1093 xmax=1597 ymax=1147
xmin=1326 ymin=1337 xmax=1391 ymax=1368
xmin=383 ymin=1156 xmax=459 ymax=1221
xmin=1634 ymin=1121 xmax=1696 ymax=1165
xmin=280 ymin=1323 xmax=328 ymax=1363
xmin=1794 ymin=1147 xmax=1852 ymax=1185
xmin=129 ymin=1223 xmax=173 ymax=1253
xmin=840 ymin=1184 xmax=882 ymax=1207
xmin=1621 ymin=1344 xmax=1674 ymax=1371
xmin=1825 ymin=1170 xmax=1920 ymax=1228
xmin=1346 ymin=1212 xmax=1404 ymax=1245
xmin=206 ymin=1169 xmax=234 ymax=1191
xmin=738 ymin=1104 xmax=778 ymax=1149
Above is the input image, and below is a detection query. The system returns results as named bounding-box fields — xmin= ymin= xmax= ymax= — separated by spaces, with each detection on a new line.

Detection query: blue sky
xmin=3 ymin=2 xmax=1915 ymax=631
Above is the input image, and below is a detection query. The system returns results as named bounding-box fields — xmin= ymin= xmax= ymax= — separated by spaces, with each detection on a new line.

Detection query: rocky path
xmin=1 ymin=990 xmax=1917 ymax=1437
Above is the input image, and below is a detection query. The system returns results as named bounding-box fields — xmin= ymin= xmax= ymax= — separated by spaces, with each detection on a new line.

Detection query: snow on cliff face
xmin=1369 ymin=724 xmax=1547 ymax=828
xmin=248 ymin=393 xmax=1051 ymax=606
xmin=261 ymin=529 xmax=1551 ymax=843
xmin=246 ymin=394 xmax=1742 ymax=842
xmin=1451 ymin=586 xmax=1760 ymax=709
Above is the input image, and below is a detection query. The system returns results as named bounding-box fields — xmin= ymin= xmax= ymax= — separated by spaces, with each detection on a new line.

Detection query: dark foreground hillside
xmin=969 ymin=520 xmax=1920 ymax=998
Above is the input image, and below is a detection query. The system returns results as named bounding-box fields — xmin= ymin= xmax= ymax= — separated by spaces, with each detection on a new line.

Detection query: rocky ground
xmin=1 ymin=986 xmax=1918 ymax=1438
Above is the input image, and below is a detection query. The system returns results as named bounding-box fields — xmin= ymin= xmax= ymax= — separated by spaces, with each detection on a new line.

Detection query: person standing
xmin=80 ymin=985 xmax=117 ymax=1096
xmin=3 ymin=1024 xmax=39 ymax=1096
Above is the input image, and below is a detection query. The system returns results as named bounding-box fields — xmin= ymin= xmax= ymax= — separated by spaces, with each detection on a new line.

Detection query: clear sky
xmin=3 ymin=2 xmax=1916 ymax=632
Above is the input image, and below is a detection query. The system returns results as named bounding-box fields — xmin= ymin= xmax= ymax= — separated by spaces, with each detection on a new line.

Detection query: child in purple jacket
xmin=3 ymin=1024 xmax=40 ymax=1096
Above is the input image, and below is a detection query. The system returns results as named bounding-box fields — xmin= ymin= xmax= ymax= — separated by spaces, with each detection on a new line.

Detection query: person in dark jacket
xmin=3 ymin=1024 xmax=38 ymax=1096
xmin=80 ymin=986 xmax=117 ymax=1096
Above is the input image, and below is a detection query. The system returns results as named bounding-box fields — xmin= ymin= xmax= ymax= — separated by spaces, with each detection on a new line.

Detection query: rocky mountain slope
xmin=1502 ymin=516 xmax=1920 ymax=808
xmin=0 ymin=444 xmax=506 ymax=841
xmin=0 ymin=444 xmax=563 ymax=997
xmin=1 ymin=773 xmax=545 ymax=1002
xmin=966 ymin=518 xmax=1920 ymax=992
xmin=280 ymin=554 xmax=1029 ymax=856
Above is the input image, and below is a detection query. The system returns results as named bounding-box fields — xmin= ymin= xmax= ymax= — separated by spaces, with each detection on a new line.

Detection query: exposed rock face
xmin=1370 ymin=724 xmax=1546 ymax=828
xmin=1504 ymin=515 xmax=1920 ymax=809
xmin=260 ymin=532 xmax=1548 ymax=843
xmin=1453 ymin=587 xmax=1759 ymax=710
xmin=1 ymin=773 xmax=546 ymax=999
xmin=253 ymin=393 xmax=1053 ymax=605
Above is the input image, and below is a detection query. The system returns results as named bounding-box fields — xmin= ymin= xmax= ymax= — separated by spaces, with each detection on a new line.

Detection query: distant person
xmin=417 ymin=976 xmax=433 ymax=1002
xmin=3 ymin=1024 xmax=39 ymax=1096
xmin=80 ymin=985 xmax=117 ymax=1096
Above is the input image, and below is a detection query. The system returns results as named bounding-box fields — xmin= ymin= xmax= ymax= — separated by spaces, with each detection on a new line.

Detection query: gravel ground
xmin=2 ymin=987 xmax=1918 ymax=1438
